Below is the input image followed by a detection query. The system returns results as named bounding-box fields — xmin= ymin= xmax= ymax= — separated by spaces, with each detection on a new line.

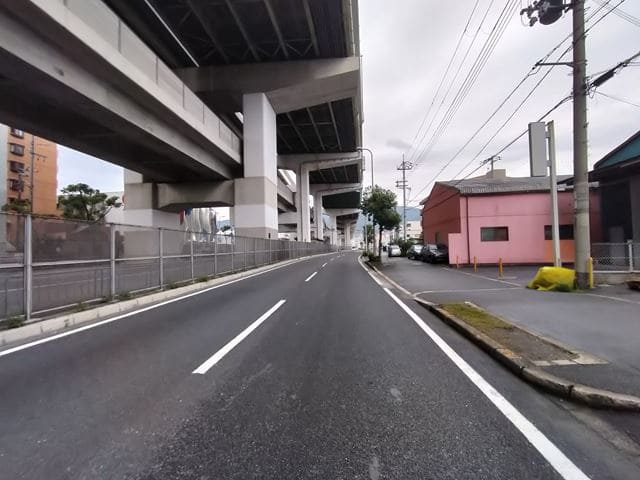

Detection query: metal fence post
xmin=244 ymin=238 xmax=248 ymax=270
xmin=629 ymin=240 xmax=634 ymax=272
xmin=190 ymin=239 xmax=195 ymax=280
xmin=110 ymin=223 xmax=116 ymax=297
xmin=159 ymin=228 xmax=164 ymax=288
xmin=269 ymin=239 xmax=272 ymax=264
xmin=231 ymin=237 xmax=235 ymax=272
xmin=24 ymin=215 xmax=32 ymax=321
xmin=214 ymin=236 xmax=218 ymax=277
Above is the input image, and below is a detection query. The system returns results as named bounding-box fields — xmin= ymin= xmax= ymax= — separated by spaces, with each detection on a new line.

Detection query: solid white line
xmin=0 ymin=254 xmax=330 ymax=358
xmin=305 ymin=272 xmax=318 ymax=282
xmin=192 ymin=299 xmax=286 ymax=375
xmin=414 ymin=287 xmax=518 ymax=295
xmin=383 ymin=288 xmax=590 ymax=480
xmin=444 ymin=267 xmax=521 ymax=287
xmin=322 ymin=263 xmax=328 ymax=268
xmin=584 ymin=293 xmax=640 ymax=305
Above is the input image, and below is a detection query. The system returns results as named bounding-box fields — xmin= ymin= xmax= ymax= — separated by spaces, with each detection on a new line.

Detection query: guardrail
xmin=0 ymin=213 xmax=334 ymax=323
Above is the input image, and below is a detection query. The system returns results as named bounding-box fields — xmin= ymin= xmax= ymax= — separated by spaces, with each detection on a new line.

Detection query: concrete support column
xmin=295 ymin=164 xmax=311 ymax=242
xmin=123 ymin=169 xmax=180 ymax=229
xmin=329 ymin=214 xmax=338 ymax=245
xmin=234 ymin=93 xmax=278 ymax=238
xmin=314 ymin=191 xmax=324 ymax=241
xmin=345 ymin=221 xmax=354 ymax=248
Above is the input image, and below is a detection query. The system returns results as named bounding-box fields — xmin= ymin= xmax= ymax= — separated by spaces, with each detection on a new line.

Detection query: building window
xmin=544 ymin=224 xmax=574 ymax=240
xmin=9 ymin=161 xmax=24 ymax=173
xmin=481 ymin=226 xmax=509 ymax=242
xmin=9 ymin=179 xmax=24 ymax=192
xmin=10 ymin=128 xmax=24 ymax=138
xmin=9 ymin=143 xmax=25 ymax=156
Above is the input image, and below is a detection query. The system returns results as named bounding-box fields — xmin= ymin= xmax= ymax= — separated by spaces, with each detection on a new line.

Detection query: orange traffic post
xmin=456 ymin=255 xmax=459 ymax=269
xmin=588 ymin=257 xmax=594 ymax=289
xmin=499 ymin=258 xmax=503 ymax=278
xmin=473 ymin=256 xmax=477 ymax=272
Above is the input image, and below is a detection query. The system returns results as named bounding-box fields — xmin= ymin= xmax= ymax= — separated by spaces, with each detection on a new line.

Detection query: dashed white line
xmin=322 ymin=263 xmax=328 ymax=268
xmin=305 ymin=272 xmax=318 ymax=282
xmin=383 ymin=288 xmax=589 ymax=480
xmin=192 ymin=299 xmax=286 ymax=375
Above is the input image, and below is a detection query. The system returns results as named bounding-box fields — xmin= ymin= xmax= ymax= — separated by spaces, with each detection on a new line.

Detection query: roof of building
xmin=433 ymin=170 xmax=572 ymax=197
xmin=593 ymin=129 xmax=640 ymax=170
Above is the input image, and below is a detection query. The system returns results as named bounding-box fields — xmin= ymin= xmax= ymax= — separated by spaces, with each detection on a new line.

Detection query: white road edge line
xmin=0 ymin=254 xmax=331 ymax=358
xmin=444 ymin=267 xmax=521 ymax=287
xmin=321 ymin=263 xmax=328 ymax=268
xmin=305 ymin=272 xmax=318 ymax=282
xmin=192 ymin=299 xmax=286 ymax=375
xmin=383 ymin=287 xmax=590 ymax=480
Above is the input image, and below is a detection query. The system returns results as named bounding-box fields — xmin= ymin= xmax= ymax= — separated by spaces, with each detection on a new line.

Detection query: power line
xmin=591 ymin=0 xmax=640 ymax=27
xmin=412 ymin=0 xmax=517 ymax=165
xmin=406 ymin=0 xmax=498 ymax=165
xmin=411 ymin=1 xmax=520 ymax=169
xmin=595 ymin=91 xmax=640 ymax=108
xmin=410 ymin=95 xmax=571 ymax=208
xmin=404 ymin=0 xmax=481 ymax=162
xmin=406 ymin=0 xmax=623 ymax=205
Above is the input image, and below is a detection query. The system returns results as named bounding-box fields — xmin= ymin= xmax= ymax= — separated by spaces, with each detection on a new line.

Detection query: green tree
xmin=58 ymin=183 xmax=120 ymax=222
xmin=2 ymin=198 xmax=31 ymax=214
xmin=361 ymin=186 xmax=401 ymax=258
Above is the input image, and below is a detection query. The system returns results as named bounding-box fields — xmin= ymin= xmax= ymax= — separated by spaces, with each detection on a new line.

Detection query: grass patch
xmin=118 ymin=291 xmax=133 ymax=301
xmin=196 ymin=276 xmax=209 ymax=283
xmin=442 ymin=303 xmax=513 ymax=334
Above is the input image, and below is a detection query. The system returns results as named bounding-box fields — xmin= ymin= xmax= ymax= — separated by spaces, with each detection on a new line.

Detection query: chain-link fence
xmin=0 ymin=212 xmax=335 ymax=322
xmin=592 ymin=242 xmax=640 ymax=272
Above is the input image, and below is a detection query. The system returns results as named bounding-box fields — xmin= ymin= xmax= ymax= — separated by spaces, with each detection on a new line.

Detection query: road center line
xmin=305 ymin=272 xmax=318 ymax=282
xmin=321 ymin=263 xmax=328 ymax=268
xmin=383 ymin=288 xmax=589 ymax=480
xmin=192 ymin=299 xmax=286 ymax=375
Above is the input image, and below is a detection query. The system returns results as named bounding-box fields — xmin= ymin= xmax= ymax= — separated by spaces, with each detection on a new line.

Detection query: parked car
xmin=388 ymin=244 xmax=402 ymax=257
xmin=407 ymin=244 xmax=424 ymax=260
xmin=422 ymin=244 xmax=449 ymax=264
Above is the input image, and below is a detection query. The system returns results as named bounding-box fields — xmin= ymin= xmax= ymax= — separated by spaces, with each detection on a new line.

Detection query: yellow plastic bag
xmin=527 ymin=266 xmax=576 ymax=291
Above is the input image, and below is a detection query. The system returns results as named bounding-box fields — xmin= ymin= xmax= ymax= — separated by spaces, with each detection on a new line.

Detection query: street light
xmin=357 ymin=147 xmax=374 ymax=252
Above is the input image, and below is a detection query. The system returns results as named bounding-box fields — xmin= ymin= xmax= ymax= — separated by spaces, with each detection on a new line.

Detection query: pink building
xmin=420 ymin=170 xmax=577 ymax=265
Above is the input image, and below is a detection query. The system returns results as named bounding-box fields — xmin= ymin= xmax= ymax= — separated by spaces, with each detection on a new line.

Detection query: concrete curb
xmin=413 ymin=297 xmax=640 ymax=412
xmin=1 ymin=253 xmax=333 ymax=349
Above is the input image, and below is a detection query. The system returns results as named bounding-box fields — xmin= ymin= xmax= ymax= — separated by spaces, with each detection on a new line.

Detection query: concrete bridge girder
xmin=176 ymin=57 xmax=361 ymax=114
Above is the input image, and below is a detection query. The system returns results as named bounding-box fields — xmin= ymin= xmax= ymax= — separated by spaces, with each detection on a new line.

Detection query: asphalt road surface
xmin=1 ymin=252 xmax=638 ymax=479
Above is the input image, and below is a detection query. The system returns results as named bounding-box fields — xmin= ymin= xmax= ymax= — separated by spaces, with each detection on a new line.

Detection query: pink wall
xmin=421 ymin=184 xmax=461 ymax=244
xmin=447 ymin=191 xmax=575 ymax=265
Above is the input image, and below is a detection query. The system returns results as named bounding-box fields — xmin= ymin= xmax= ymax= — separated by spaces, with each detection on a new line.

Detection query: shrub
xmin=6 ymin=315 xmax=25 ymax=329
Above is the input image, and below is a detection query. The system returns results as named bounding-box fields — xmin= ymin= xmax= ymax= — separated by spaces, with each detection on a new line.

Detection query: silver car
xmin=388 ymin=244 xmax=402 ymax=257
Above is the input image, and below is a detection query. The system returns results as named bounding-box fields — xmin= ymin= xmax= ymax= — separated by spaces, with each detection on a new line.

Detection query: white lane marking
xmin=584 ymin=293 xmax=640 ymax=305
xmin=414 ymin=287 xmax=518 ymax=295
xmin=444 ymin=267 xmax=521 ymax=287
xmin=192 ymin=299 xmax=286 ymax=375
xmin=322 ymin=263 xmax=328 ymax=268
xmin=0 ymin=254 xmax=331 ymax=358
xmin=383 ymin=288 xmax=589 ymax=480
xmin=305 ymin=272 xmax=318 ymax=282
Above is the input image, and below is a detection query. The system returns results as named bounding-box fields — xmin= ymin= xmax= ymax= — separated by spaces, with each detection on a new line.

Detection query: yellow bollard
xmin=473 ymin=256 xmax=477 ymax=272
xmin=456 ymin=255 xmax=459 ymax=269
xmin=499 ymin=258 xmax=503 ymax=279
xmin=588 ymin=257 xmax=594 ymax=289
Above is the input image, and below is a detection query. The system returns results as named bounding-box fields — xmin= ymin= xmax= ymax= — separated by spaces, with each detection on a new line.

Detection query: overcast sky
xmin=58 ymin=0 xmax=640 ymax=210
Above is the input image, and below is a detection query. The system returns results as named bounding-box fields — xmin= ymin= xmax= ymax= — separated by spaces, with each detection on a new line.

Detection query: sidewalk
xmin=376 ymin=258 xmax=640 ymax=398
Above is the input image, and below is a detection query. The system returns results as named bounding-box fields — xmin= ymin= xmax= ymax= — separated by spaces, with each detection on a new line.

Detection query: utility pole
xmin=521 ymin=0 xmax=590 ymax=287
xmin=29 ymin=134 xmax=35 ymax=212
xmin=396 ymin=156 xmax=413 ymax=241
xmin=572 ymin=0 xmax=591 ymax=288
